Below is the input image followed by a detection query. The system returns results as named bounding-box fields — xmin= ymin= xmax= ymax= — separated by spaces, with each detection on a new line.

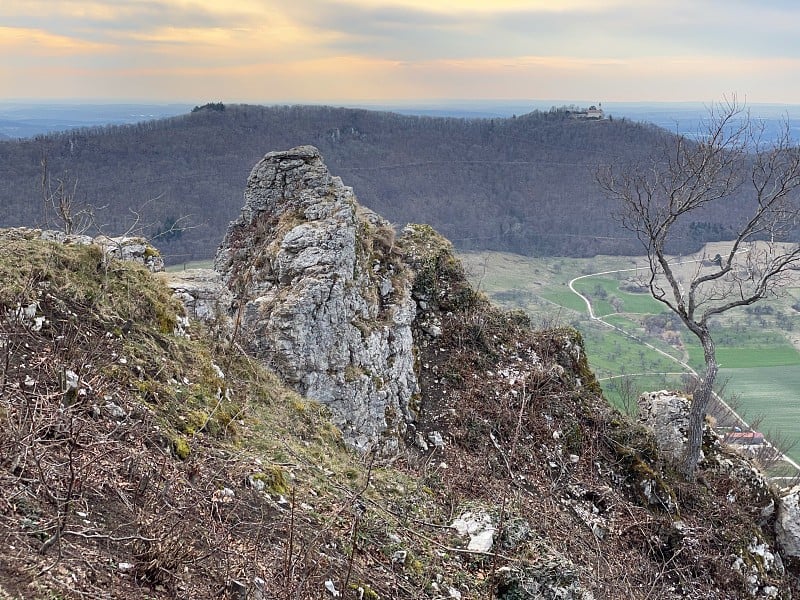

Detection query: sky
xmin=3 ymin=0 xmax=800 ymax=105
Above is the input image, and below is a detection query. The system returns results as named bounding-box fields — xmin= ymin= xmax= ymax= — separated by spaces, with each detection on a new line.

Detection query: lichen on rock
xmin=215 ymin=146 xmax=418 ymax=452
xmin=637 ymin=390 xmax=693 ymax=463
xmin=775 ymin=485 xmax=800 ymax=561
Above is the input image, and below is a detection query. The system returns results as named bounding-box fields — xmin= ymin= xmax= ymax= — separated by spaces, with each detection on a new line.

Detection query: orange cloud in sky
xmin=3 ymin=1 xmax=800 ymax=102
xmin=72 ymin=53 xmax=797 ymax=104
xmin=4 ymin=45 xmax=800 ymax=103
xmin=0 ymin=26 xmax=110 ymax=55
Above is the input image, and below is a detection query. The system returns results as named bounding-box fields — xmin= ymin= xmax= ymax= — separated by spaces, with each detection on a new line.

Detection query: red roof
xmin=724 ymin=431 xmax=765 ymax=445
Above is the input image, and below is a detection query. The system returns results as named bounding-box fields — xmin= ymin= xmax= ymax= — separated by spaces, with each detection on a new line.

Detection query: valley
xmin=460 ymin=244 xmax=800 ymax=468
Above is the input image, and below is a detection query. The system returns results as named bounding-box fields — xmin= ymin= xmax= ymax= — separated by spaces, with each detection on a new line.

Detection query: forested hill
xmin=1 ymin=104 xmax=691 ymax=263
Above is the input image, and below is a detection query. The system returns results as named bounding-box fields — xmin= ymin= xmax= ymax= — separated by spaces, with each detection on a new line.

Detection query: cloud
xmin=0 ymin=1 xmax=336 ymax=69
xmin=6 ymin=0 xmax=800 ymax=63
xmin=0 ymin=1 xmax=258 ymax=43
xmin=272 ymin=2 xmax=611 ymax=62
xmin=0 ymin=26 xmax=111 ymax=55
xmin=275 ymin=0 xmax=800 ymax=64
xmin=3 ymin=0 xmax=800 ymax=102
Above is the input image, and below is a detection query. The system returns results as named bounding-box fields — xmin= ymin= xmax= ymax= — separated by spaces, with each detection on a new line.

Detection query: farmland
xmin=460 ymin=245 xmax=800 ymax=465
xmin=172 ymin=246 xmax=800 ymax=464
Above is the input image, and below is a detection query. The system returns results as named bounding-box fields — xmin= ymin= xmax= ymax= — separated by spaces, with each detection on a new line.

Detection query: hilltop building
xmin=570 ymin=104 xmax=605 ymax=120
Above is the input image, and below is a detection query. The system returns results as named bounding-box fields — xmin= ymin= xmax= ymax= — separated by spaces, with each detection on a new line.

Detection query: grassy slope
xmin=0 ymin=231 xmax=795 ymax=599
xmin=0 ymin=231 xmax=391 ymax=598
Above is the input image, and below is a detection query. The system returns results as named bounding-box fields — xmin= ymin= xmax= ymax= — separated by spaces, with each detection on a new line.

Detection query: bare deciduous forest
xmin=0 ymin=104 xmax=777 ymax=263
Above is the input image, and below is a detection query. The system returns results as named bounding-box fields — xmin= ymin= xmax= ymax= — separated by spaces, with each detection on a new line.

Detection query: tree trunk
xmin=680 ymin=333 xmax=717 ymax=479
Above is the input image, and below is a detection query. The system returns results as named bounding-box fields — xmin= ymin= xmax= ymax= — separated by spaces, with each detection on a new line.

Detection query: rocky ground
xmin=1 ymin=147 xmax=799 ymax=599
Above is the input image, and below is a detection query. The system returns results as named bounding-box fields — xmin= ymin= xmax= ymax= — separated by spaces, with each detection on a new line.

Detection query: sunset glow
xmin=3 ymin=0 xmax=800 ymax=103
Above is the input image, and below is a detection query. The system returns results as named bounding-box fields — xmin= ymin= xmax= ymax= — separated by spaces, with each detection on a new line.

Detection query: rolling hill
xmin=0 ymin=105 xmax=667 ymax=263
xmin=0 ymin=104 xmax=764 ymax=264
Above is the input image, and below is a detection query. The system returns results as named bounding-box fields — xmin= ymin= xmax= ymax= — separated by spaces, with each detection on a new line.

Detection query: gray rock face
xmin=776 ymin=486 xmax=800 ymax=558
xmin=496 ymin=561 xmax=595 ymax=600
xmin=216 ymin=146 xmax=418 ymax=451
xmin=163 ymin=268 xmax=231 ymax=323
xmin=637 ymin=390 xmax=692 ymax=462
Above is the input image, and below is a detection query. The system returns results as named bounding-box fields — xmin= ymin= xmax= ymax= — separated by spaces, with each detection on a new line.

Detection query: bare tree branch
xmin=596 ymin=96 xmax=800 ymax=478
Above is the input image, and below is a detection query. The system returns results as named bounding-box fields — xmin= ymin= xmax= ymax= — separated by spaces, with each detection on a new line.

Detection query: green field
xmin=689 ymin=344 xmax=800 ymax=371
xmin=539 ymin=288 xmax=589 ymax=313
xmin=459 ymin=249 xmax=800 ymax=466
xmin=166 ymin=259 xmax=214 ymax=272
xmin=719 ymin=366 xmax=800 ymax=454
xmin=578 ymin=320 xmax=679 ymax=376
xmin=572 ymin=276 xmax=666 ymax=315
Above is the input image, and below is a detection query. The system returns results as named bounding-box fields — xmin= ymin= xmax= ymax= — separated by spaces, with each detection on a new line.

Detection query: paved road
xmin=568 ymin=259 xmax=800 ymax=475
xmin=568 ymin=264 xmax=696 ymax=374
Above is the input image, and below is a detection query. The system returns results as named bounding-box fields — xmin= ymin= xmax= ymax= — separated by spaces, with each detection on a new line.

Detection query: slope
xmin=0 ymin=221 xmax=796 ymax=599
xmin=0 ymin=104 xmax=697 ymax=264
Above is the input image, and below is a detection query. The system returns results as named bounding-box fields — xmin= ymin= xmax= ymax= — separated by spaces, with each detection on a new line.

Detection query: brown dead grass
xmin=0 ymin=232 xmax=797 ymax=599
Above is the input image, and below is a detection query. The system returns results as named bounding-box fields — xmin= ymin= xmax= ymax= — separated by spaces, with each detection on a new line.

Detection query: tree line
xmin=0 ymin=104 xmax=778 ymax=264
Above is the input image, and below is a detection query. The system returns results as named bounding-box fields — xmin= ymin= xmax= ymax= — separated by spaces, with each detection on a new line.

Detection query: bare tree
xmin=597 ymin=97 xmax=800 ymax=479
xmin=41 ymin=156 xmax=93 ymax=236
xmin=607 ymin=375 xmax=639 ymax=417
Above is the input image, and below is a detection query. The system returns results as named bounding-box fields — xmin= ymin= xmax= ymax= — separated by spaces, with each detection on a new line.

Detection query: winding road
xmin=568 ymin=260 xmax=800 ymax=475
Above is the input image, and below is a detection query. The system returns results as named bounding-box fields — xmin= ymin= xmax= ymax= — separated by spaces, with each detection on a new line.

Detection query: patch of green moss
xmin=180 ymin=410 xmax=210 ymax=435
xmin=563 ymin=421 xmax=583 ymax=455
xmin=350 ymin=583 xmax=379 ymax=600
xmin=568 ymin=329 xmax=604 ymax=396
xmin=172 ymin=435 xmax=191 ymax=460
xmin=251 ymin=465 xmax=289 ymax=495
xmin=181 ymin=397 xmax=240 ymax=439
xmin=261 ymin=394 xmax=344 ymax=447
xmin=606 ymin=419 xmax=676 ymax=511
xmin=607 ymin=420 xmax=659 ymax=463
xmin=212 ymin=406 xmax=239 ymax=435
xmin=400 ymin=224 xmax=480 ymax=312
xmin=408 ymin=556 xmax=424 ymax=576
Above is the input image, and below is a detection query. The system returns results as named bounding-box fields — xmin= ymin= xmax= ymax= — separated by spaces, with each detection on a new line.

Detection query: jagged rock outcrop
xmin=215 ymin=146 xmax=418 ymax=451
xmin=6 ymin=175 xmax=800 ymax=597
xmin=776 ymin=486 xmax=800 ymax=560
xmin=637 ymin=390 xmax=692 ymax=462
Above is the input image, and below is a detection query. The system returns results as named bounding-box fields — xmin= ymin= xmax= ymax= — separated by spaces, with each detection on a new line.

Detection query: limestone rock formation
xmin=215 ymin=146 xmax=418 ymax=451
xmin=637 ymin=390 xmax=692 ymax=463
xmin=92 ymin=235 xmax=165 ymax=272
xmin=776 ymin=486 xmax=800 ymax=559
xmin=162 ymin=268 xmax=231 ymax=323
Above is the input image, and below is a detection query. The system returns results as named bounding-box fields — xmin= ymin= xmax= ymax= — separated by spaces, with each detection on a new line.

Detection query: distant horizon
xmin=3 ymin=98 xmax=800 ymax=108
xmin=4 ymin=98 xmax=800 ymax=143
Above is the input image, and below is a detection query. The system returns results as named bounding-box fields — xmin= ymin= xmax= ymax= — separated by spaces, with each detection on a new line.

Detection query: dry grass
xmin=0 ymin=232 xmax=796 ymax=599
